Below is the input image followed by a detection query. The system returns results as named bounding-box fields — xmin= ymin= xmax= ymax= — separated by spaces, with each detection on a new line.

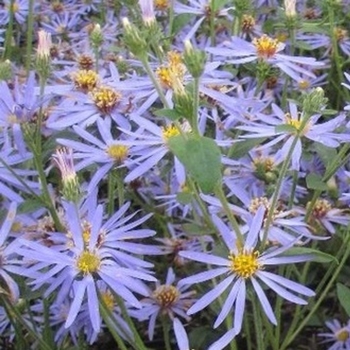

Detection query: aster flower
xmin=0 ymin=0 xmax=29 ymax=25
xmin=318 ymin=319 xmax=350 ymax=350
xmin=179 ymin=207 xmax=315 ymax=350
xmin=57 ymin=118 xmax=130 ymax=193
xmin=206 ymin=35 xmax=324 ymax=81
xmin=0 ymin=71 xmax=41 ymax=154
xmin=237 ymin=102 xmax=349 ymax=170
xmin=132 ymin=268 xmax=196 ymax=342
xmin=15 ymin=199 xmax=157 ymax=333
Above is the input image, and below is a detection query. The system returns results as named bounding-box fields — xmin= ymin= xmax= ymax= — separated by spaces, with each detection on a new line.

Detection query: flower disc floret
xmin=76 ymin=251 xmax=101 ymax=274
xmin=72 ymin=70 xmax=99 ymax=92
xmin=312 ymin=199 xmax=332 ymax=219
xmin=242 ymin=15 xmax=255 ymax=32
xmin=162 ymin=124 xmax=180 ymax=141
xmin=154 ymin=0 xmax=168 ymax=11
xmin=253 ymin=35 xmax=279 ymax=59
xmin=101 ymin=291 xmax=115 ymax=311
xmin=106 ymin=144 xmax=129 ymax=163
xmin=153 ymin=284 xmax=180 ymax=308
xmin=336 ymin=328 xmax=350 ymax=342
xmin=90 ymin=86 xmax=122 ymax=114
xmin=229 ymin=249 xmax=260 ymax=278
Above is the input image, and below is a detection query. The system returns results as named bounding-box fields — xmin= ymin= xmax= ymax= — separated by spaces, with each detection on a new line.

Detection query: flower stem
xmin=192 ymin=77 xmax=200 ymax=136
xmin=25 ymin=0 xmax=35 ymax=74
xmin=141 ymin=57 xmax=170 ymax=108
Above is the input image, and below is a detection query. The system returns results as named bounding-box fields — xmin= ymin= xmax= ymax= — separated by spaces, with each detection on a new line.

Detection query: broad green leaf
xmin=229 ymin=138 xmax=266 ymax=159
xmin=168 ymin=135 xmax=222 ymax=194
xmin=154 ymin=108 xmax=182 ymax=121
xmin=283 ymin=247 xmax=337 ymax=264
xmin=306 ymin=173 xmax=328 ymax=191
xmin=337 ymin=283 xmax=350 ymax=317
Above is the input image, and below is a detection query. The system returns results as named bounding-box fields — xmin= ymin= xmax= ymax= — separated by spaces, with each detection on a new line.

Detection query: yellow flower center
xmin=253 ymin=157 xmax=275 ymax=173
xmin=298 ymin=80 xmax=310 ymax=90
xmin=253 ymin=35 xmax=279 ymax=59
xmin=76 ymin=251 xmax=101 ymax=274
xmin=229 ymin=250 xmax=260 ymax=278
xmin=106 ymin=144 xmax=129 ymax=163
xmin=90 ymin=86 xmax=122 ymax=114
xmin=312 ymin=199 xmax=332 ymax=219
xmin=100 ymin=291 xmax=115 ymax=311
xmin=153 ymin=285 xmax=180 ymax=308
xmin=249 ymin=196 xmax=270 ymax=214
xmin=336 ymin=328 xmax=350 ymax=342
xmin=241 ymin=15 xmax=255 ymax=32
xmin=162 ymin=124 xmax=180 ymax=141
xmin=285 ymin=112 xmax=310 ymax=134
xmin=154 ymin=0 xmax=168 ymax=10
xmin=334 ymin=27 xmax=348 ymax=41
xmin=156 ymin=51 xmax=186 ymax=89
xmin=72 ymin=70 xmax=99 ymax=92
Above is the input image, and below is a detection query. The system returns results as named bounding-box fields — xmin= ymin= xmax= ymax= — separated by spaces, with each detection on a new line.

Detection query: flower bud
xmin=52 ymin=148 xmax=81 ymax=203
xmin=183 ymin=40 xmax=206 ymax=78
xmin=122 ymin=17 xmax=148 ymax=58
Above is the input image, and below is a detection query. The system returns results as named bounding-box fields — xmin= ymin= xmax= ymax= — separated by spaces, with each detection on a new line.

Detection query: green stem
xmin=215 ymin=185 xmax=244 ymax=245
xmin=141 ymin=57 xmax=170 ymax=108
xmin=252 ymin=294 xmax=265 ymax=350
xmin=261 ymin=134 xmax=300 ymax=248
xmin=99 ymin=299 xmax=129 ymax=350
xmin=192 ymin=77 xmax=200 ymax=136
xmin=4 ymin=0 xmax=15 ymax=60
xmin=107 ymin=169 xmax=116 ymax=216
xmin=25 ymin=0 xmax=35 ymax=74
xmin=113 ymin=293 xmax=149 ymax=350
xmin=162 ymin=318 xmax=172 ymax=350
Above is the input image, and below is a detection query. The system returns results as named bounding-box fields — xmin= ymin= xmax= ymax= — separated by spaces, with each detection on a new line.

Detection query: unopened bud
xmin=122 ymin=17 xmax=148 ymax=58
xmin=52 ymin=148 xmax=81 ymax=203
xmin=36 ymin=30 xmax=52 ymax=81
xmin=302 ymin=87 xmax=328 ymax=116
xmin=90 ymin=23 xmax=103 ymax=49
xmin=183 ymin=40 xmax=206 ymax=78
xmin=284 ymin=0 xmax=296 ymax=18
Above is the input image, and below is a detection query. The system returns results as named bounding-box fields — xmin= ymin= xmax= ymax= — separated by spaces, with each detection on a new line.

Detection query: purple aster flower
xmin=117 ymin=115 xmax=187 ymax=183
xmin=57 ymin=118 xmax=130 ymax=193
xmin=132 ymin=268 xmax=196 ymax=342
xmin=0 ymin=0 xmax=29 ymax=25
xmin=0 ymin=71 xmax=41 ymax=155
xmin=318 ymin=319 xmax=350 ymax=350
xmin=237 ymin=102 xmax=349 ymax=170
xmin=15 ymin=199 xmax=157 ymax=333
xmin=179 ymin=206 xmax=315 ymax=350
xmin=206 ymin=35 xmax=324 ymax=81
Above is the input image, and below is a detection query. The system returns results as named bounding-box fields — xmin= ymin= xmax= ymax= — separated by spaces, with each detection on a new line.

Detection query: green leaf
xmin=18 ymin=198 xmax=45 ymax=214
xmin=306 ymin=173 xmax=328 ymax=191
xmin=275 ymin=124 xmax=297 ymax=134
xmin=171 ymin=14 xmax=193 ymax=36
xmin=154 ymin=108 xmax=182 ymax=121
xmin=337 ymin=283 xmax=350 ymax=317
xmin=314 ymin=143 xmax=337 ymax=170
xmin=283 ymin=247 xmax=337 ymax=264
xmin=168 ymin=135 xmax=222 ymax=194
xmin=229 ymin=138 xmax=266 ymax=159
